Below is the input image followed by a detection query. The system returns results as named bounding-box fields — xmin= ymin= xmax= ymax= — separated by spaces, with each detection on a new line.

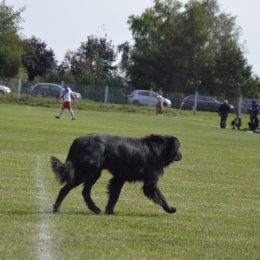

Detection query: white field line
xmin=35 ymin=155 xmax=52 ymax=260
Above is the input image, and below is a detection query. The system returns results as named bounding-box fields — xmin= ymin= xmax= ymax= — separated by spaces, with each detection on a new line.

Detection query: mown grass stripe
xmin=35 ymin=155 xmax=52 ymax=260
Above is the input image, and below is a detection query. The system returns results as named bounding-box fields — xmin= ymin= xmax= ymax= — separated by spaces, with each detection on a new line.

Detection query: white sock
xmin=70 ymin=109 xmax=75 ymax=119
xmin=58 ymin=110 xmax=64 ymax=118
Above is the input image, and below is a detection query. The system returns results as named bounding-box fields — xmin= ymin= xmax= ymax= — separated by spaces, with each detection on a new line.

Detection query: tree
xmin=59 ymin=35 xmax=117 ymax=85
xmin=119 ymin=0 xmax=257 ymax=97
xmin=44 ymin=70 xmax=60 ymax=84
xmin=61 ymin=72 xmax=76 ymax=84
xmin=77 ymin=72 xmax=95 ymax=85
xmin=0 ymin=0 xmax=25 ymax=77
xmin=22 ymin=35 xmax=57 ymax=81
xmin=106 ymin=74 xmax=126 ymax=89
xmin=57 ymin=49 xmax=86 ymax=81
xmin=79 ymin=35 xmax=117 ymax=80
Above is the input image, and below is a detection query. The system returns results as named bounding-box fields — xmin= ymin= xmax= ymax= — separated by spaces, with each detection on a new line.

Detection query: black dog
xmin=51 ymin=133 xmax=182 ymax=215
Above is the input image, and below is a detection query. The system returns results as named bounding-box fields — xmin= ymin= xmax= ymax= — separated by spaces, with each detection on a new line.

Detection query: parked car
xmin=31 ymin=83 xmax=81 ymax=99
xmin=0 ymin=85 xmax=11 ymax=94
xmin=129 ymin=90 xmax=171 ymax=107
xmin=180 ymin=95 xmax=234 ymax=112
xmin=241 ymin=99 xmax=260 ymax=114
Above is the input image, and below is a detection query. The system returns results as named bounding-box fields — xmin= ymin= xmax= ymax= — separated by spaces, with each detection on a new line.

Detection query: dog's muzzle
xmin=174 ymin=151 xmax=182 ymax=161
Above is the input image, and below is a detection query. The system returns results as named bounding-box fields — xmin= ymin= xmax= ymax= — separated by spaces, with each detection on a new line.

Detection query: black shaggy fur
xmin=50 ymin=133 xmax=182 ymax=215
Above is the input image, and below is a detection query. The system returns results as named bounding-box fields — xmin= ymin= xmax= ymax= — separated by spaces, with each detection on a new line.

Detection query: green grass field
xmin=0 ymin=103 xmax=259 ymax=259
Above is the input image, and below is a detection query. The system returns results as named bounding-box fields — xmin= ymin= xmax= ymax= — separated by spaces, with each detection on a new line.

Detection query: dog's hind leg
xmin=143 ymin=182 xmax=176 ymax=214
xmin=105 ymin=177 xmax=125 ymax=215
xmin=82 ymin=170 xmax=102 ymax=214
xmin=53 ymin=182 xmax=81 ymax=213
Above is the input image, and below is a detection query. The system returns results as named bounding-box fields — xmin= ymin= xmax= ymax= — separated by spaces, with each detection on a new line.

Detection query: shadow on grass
xmin=0 ymin=210 xmax=94 ymax=216
xmin=240 ymin=127 xmax=260 ymax=134
xmin=0 ymin=210 xmax=165 ymax=218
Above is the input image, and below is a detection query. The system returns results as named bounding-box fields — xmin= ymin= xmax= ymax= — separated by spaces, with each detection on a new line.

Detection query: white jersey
xmin=63 ymin=87 xmax=72 ymax=102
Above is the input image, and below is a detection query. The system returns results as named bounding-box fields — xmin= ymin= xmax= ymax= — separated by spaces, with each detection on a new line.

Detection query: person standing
xmin=249 ymin=100 xmax=259 ymax=119
xmin=218 ymin=100 xmax=230 ymax=128
xmin=156 ymin=96 xmax=163 ymax=116
xmin=55 ymin=82 xmax=77 ymax=120
xmin=248 ymin=100 xmax=259 ymax=131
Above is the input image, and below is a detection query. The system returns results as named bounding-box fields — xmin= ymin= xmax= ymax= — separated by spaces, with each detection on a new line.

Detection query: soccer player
xmin=55 ymin=82 xmax=77 ymax=120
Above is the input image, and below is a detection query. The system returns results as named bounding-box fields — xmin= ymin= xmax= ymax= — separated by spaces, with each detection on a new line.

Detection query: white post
xmin=59 ymin=81 xmax=64 ymax=104
xmin=238 ymin=94 xmax=242 ymax=115
xmin=148 ymin=88 xmax=153 ymax=111
xmin=17 ymin=78 xmax=21 ymax=100
xmin=104 ymin=85 xmax=108 ymax=108
xmin=193 ymin=90 xmax=198 ymax=115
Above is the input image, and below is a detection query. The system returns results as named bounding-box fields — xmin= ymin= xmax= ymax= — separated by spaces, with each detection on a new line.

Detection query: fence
xmin=0 ymin=77 xmax=256 ymax=114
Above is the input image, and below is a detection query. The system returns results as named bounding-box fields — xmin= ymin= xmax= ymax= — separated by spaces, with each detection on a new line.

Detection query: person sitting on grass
xmin=231 ymin=113 xmax=242 ymax=130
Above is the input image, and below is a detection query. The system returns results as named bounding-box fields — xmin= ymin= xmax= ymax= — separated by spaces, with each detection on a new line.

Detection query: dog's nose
xmin=175 ymin=152 xmax=182 ymax=161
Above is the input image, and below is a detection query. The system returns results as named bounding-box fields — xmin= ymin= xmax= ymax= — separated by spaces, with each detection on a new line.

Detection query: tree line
xmin=0 ymin=0 xmax=259 ymax=97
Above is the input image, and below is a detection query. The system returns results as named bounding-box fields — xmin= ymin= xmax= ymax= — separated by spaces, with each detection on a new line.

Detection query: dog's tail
xmin=50 ymin=156 xmax=74 ymax=185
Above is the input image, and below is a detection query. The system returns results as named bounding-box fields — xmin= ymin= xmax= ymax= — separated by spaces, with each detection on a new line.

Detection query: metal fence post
xmin=148 ymin=88 xmax=153 ymax=111
xmin=238 ymin=94 xmax=242 ymax=115
xmin=59 ymin=81 xmax=64 ymax=104
xmin=193 ymin=90 xmax=198 ymax=115
xmin=104 ymin=85 xmax=108 ymax=108
xmin=17 ymin=78 xmax=21 ymax=100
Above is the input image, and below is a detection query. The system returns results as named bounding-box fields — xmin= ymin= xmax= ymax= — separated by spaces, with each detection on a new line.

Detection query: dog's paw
xmin=53 ymin=204 xmax=60 ymax=214
xmin=162 ymin=205 xmax=176 ymax=214
xmin=105 ymin=209 xmax=115 ymax=215
xmin=92 ymin=207 xmax=101 ymax=214
xmin=169 ymin=207 xmax=176 ymax=214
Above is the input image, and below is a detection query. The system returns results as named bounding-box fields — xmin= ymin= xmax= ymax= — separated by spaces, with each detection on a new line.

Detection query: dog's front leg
xmin=105 ymin=177 xmax=125 ymax=215
xmin=143 ymin=182 xmax=176 ymax=214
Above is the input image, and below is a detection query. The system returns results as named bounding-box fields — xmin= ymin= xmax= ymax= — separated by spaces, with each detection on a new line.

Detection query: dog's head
xmin=167 ymin=136 xmax=182 ymax=163
xmin=146 ymin=134 xmax=182 ymax=165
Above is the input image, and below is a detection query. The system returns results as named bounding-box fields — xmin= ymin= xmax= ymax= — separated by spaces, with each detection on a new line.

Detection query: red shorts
xmin=63 ymin=102 xmax=72 ymax=109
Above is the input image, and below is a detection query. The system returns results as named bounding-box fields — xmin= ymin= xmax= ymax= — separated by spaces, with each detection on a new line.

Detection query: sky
xmin=6 ymin=0 xmax=260 ymax=76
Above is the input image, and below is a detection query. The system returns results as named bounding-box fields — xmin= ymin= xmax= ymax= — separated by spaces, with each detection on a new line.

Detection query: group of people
xmin=218 ymin=100 xmax=259 ymax=131
xmin=56 ymin=83 xmax=259 ymax=131
xmin=56 ymin=85 xmax=164 ymax=119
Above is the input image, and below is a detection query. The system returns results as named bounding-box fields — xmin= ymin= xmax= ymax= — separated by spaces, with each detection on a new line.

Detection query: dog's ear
xmin=142 ymin=135 xmax=167 ymax=152
xmin=149 ymin=135 xmax=168 ymax=147
xmin=173 ymin=137 xmax=180 ymax=150
xmin=169 ymin=137 xmax=181 ymax=154
xmin=149 ymin=134 xmax=166 ymax=143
